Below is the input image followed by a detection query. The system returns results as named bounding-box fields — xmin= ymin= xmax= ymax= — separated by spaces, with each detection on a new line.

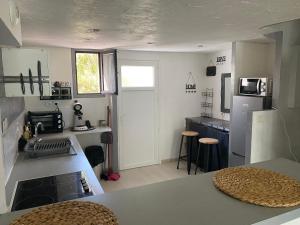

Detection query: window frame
xmin=72 ymin=48 xmax=118 ymax=98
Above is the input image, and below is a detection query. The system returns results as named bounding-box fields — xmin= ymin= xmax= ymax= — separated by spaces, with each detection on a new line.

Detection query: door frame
xmin=117 ymin=59 xmax=160 ymax=170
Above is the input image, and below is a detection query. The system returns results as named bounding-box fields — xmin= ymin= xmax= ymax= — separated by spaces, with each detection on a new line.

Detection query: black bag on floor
xmin=84 ymin=145 xmax=104 ymax=168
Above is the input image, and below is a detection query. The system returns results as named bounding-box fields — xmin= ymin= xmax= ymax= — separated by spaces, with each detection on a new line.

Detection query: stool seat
xmin=182 ymin=131 xmax=199 ymax=137
xmin=199 ymin=138 xmax=219 ymax=145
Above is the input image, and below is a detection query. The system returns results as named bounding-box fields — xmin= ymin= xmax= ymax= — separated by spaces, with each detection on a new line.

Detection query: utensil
xmin=37 ymin=60 xmax=43 ymax=96
xmin=19 ymin=73 xmax=25 ymax=94
xmin=29 ymin=69 xmax=34 ymax=94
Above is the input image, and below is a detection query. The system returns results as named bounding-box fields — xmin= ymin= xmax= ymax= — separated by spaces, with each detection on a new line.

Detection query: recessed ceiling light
xmin=198 ymin=44 xmax=204 ymax=48
xmin=86 ymin=28 xmax=101 ymax=33
xmin=186 ymin=3 xmax=204 ymax=8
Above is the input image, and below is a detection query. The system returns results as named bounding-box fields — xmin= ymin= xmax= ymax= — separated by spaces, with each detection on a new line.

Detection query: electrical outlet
xmin=2 ymin=118 xmax=8 ymax=133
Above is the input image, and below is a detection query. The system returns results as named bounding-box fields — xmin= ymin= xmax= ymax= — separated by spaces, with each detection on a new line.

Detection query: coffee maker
xmin=72 ymin=100 xmax=89 ymax=131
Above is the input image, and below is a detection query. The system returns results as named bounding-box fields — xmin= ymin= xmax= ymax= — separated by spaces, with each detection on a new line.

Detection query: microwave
xmin=27 ymin=111 xmax=63 ymax=134
xmin=239 ymin=78 xmax=272 ymax=96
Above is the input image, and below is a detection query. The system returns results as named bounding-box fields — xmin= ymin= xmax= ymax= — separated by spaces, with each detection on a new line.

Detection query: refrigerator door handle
xmin=232 ymin=152 xmax=245 ymax=158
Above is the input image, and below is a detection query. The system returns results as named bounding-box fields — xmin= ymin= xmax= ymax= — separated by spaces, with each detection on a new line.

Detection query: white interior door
xmin=118 ymin=61 xmax=159 ymax=170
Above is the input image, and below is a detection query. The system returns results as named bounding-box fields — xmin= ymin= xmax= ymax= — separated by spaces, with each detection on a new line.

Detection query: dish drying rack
xmin=201 ymin=88 xmax=213 ymax=118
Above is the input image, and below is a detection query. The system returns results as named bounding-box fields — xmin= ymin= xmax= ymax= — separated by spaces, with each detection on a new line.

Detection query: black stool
xmin=195 ymin=138 xmax=221 ymax=174
xmin=177 ymin=131 xmax=199 ymax=175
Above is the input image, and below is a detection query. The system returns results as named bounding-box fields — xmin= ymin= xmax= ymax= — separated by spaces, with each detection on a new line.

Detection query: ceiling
xmin=16 ymin=0 xmax=300 ymax=52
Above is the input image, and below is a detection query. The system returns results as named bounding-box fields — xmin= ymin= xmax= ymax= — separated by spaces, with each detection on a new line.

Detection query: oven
xmin=27 ymin=111 xmax=63 ymax=134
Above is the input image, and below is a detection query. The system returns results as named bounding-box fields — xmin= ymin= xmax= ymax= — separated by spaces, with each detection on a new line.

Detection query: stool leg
xmin=187 ymin=137 xmax=192 ymax=175
xmin=216 ymin=144 xmax=221 ymax=170
xmin=195 ymin=143 xmax=201 ymax=175
xmin=205 ymin=145 xmax=211 ymax=172
xmin=177 ymin=135 xmax=184 ymax=169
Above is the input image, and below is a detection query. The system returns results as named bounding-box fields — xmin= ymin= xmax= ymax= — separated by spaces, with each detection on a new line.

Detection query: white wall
xmin=24 ymin=47 xmax=110 ymax=129
xmin=202 ymin=49 xmax=231 ymax=121
xmin=118 ymin=50 xmax=208 ymax=160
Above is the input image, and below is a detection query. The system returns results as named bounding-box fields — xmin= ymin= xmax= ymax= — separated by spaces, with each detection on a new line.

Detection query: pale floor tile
xmin=100 ymin=161 xmax=201 ymax=193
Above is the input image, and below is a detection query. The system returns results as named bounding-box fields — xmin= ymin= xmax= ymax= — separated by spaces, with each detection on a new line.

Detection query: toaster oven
xmin=27 ymin=111 xmax=63 ymax=134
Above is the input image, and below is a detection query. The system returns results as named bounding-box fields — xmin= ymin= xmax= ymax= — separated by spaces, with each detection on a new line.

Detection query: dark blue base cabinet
xmin=186 ymin=119 xmax=229 ymax=172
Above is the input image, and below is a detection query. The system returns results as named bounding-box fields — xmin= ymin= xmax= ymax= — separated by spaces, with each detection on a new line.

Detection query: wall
xmin=260 ymin=19 xmax=300 ymax=161
xmin=202 ymin=49 xmax=231 ymax=121
xmin=118 ymin=50 xmax=208 ymax=161
xmin=24 ymin=47 xmax=110 ymax=129
xmin=0 ymin=97 xmax=25 ymax=213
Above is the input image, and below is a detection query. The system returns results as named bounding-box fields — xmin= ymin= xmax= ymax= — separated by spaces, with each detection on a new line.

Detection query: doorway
xmin=118 ymin=60 xmax=159 ymax=170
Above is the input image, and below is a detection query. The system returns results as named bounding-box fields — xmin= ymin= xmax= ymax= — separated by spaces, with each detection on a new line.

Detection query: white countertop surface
xmin=1 ymin=158 xmax=300 ymax=225
xmin=4 ymin=126 xmax=111 ymax=211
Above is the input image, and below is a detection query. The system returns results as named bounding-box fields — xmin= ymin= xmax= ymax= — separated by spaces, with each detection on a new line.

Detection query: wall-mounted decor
xmin=185 ymin=72 xmax=197 ymax=94
xmin=216 ymin=56 xmax=226 ymax=65
xmin=206 ymin=66 xmax=216 ymax=76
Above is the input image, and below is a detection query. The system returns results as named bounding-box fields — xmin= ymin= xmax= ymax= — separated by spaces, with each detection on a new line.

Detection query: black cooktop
xmin=11 ymin=171 xmax=94 ymax=211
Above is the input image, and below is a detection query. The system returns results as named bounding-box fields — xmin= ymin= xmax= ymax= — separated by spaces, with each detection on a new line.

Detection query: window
xmin=75 ymin=52 xmax=101 ymax=94
xmin=72 ymin=49 xmax=118 ymax=97
xmin=121 ymin=66 xmax=154 ymax=88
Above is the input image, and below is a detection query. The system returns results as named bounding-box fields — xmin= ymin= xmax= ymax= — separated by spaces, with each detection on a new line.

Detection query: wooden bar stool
xmin=195 ymin=138 xmax=221 ymax=174
xmin=177 ymin=131 xmax=199 ymax=174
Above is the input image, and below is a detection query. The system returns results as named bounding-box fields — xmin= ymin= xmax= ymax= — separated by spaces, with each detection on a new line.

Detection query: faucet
xmin=34 ymin=122 xmax=44 ymax=140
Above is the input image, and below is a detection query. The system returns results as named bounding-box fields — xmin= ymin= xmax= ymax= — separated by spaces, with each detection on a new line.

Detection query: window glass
xmin=75 ymin=52 xmax=100 ymax=94
xmin=121 ymin=66 xmax=154 ymax=88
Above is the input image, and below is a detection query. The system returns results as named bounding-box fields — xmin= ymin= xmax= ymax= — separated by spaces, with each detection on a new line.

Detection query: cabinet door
xmin=100 ymin=50 xmax=118 ymax=95
xmin=1 ymin=48 xmax=51 ymax=96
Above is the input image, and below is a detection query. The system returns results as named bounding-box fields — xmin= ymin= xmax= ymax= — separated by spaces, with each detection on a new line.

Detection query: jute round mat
xmin=10 ymin=201 xmax=118 ymax=225
xmin=213 ymin=167 xmax=300 ymax=208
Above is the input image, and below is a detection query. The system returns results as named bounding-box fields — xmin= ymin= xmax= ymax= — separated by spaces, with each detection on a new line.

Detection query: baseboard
xmin=161 ymin=158 xmax=177 ymax=164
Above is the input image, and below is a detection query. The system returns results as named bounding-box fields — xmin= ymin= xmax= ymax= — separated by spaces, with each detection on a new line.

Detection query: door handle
xmin=232 ymin=152 xmax=245 ymax=158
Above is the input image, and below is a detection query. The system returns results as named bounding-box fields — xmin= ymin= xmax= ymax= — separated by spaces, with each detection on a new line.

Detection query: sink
xmin=24 ymin=137 xmax=72 ymax=158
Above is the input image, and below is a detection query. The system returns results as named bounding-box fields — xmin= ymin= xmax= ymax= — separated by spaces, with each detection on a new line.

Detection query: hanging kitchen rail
xmin=0 ymin=75 xmax=50 ymax=83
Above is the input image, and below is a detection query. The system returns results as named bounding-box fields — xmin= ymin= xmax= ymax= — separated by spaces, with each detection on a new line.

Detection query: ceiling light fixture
xmin=86 ymin=28 xmax=101 ymax=33
xmin=147 ymin=42 xmax=155 ymax=45
xmin=198 ymin=44 xmax=204 ymax=48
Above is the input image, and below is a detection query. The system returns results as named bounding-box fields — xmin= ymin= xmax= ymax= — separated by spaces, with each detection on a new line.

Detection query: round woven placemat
xmin=10 ymin=201 xmax=118 ymax=225
xmin=213 ymin=167 xmax=300 ymax=208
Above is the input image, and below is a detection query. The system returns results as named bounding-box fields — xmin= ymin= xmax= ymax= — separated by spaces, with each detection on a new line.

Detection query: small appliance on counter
xmin=239 ymin=77 xmax=272 ymax=96
xmin=27 ymin=111 xmax=63 ymax=134
xmin=72 ymin=100 xmax=93 ymax=131
xmin=11 ymin=171 xmax=94 ymax=211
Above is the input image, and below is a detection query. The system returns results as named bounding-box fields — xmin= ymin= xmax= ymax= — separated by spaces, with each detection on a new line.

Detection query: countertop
xmin=1 ymin=158 xmax=300 ymax=225
xmin=186 ymin=116 xmax=230 ymax=132
xmin=4 ymin=126 xmax=111 ymax=211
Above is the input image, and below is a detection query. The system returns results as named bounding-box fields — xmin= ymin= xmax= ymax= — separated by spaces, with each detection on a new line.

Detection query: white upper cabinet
xmin=1 ymin=48 xmax=51 ymax=97
xmin=0 ymin=0 xmax=22 ymax=46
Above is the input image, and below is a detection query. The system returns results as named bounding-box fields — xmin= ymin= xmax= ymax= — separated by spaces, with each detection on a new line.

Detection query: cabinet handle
xmin=20 ymin=73 xmax=25 ymax=94
xmin=29 ymin=69 xmax=34 ymax=94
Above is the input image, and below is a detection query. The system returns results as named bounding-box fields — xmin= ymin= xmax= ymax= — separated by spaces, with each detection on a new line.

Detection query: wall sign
xmin=216 ymin=56 xmax=226 ymax=65
xmin=185 ymin=72 xmax=197 ymax=94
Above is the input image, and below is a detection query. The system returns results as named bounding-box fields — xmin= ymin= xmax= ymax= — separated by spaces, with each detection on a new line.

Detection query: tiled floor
xmin=100 ymin=160 xmax=200 ymax=193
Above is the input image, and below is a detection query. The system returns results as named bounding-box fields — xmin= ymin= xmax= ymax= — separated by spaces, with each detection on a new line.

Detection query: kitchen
xmin=1 ymin=1 xmax=300 ymax=225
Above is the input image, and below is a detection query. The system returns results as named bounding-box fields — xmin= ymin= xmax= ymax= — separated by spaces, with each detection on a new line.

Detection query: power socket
xmin=2 ymin=118 xmax=8 ymax=133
